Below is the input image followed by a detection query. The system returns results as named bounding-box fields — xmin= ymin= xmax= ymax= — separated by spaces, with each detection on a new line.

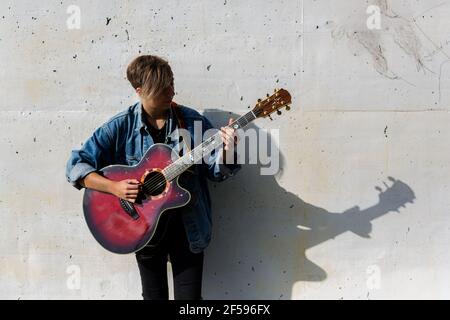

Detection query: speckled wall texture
xmin=1 ymin=0 xmax=449 ymax=299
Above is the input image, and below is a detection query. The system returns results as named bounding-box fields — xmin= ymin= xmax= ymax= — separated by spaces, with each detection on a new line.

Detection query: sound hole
xmin=142 ymin=171 xmax=167 ymax=196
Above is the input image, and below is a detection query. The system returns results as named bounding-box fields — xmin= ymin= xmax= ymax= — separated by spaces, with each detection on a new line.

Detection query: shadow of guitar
xmin=202 ymin=109 xmax=416 ymax=299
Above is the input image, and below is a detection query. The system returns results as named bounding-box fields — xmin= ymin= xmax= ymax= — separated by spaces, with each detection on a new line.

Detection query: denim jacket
xmin=65 ymin=102 xmax=241 ymax=253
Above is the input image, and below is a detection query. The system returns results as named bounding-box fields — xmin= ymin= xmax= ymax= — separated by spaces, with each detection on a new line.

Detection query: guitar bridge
xmin=119 ymin=198 xmax=140 ymax=220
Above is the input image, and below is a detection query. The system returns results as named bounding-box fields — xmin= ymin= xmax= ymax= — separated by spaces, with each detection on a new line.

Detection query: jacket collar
xmin=135 ymin=101 xmax=176 ymax=134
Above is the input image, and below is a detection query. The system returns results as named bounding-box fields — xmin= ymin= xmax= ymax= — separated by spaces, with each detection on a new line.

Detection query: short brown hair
xmin=126 ymin=55 xmax=173 ymax=99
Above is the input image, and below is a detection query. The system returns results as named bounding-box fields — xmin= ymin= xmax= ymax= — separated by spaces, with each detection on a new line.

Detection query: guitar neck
xmin=162 ymin=110 xmax=257 ymax=180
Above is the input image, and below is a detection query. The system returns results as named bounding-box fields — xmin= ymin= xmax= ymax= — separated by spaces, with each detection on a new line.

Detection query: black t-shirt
xmin=137 ymin=115 xmax=196 ymax=252
xmin=147 ymin=121 xmax=167 ymax=144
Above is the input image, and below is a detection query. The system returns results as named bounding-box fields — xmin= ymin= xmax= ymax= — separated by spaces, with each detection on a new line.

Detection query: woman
xmin=66 ymin=55 xmax=240 ymax=299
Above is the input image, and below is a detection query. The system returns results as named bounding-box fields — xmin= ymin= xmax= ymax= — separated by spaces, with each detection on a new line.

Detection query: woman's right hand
xmin=110 ymin=179 xmax=141 ymax=203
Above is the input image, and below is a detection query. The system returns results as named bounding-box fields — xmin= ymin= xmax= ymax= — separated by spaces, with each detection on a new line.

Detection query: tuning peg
xmin=274 ymin=88 xmax=278 ymax=93
xmin=266 ymin=93 xmax=270 ymax=97
xmin=257 ymin=98 xmax=262 ymax=102
xmin=277 ymin=110 xmax=282 ymax=115
xmin=268 ymin=115 xmax=273 ymax=121
xmin=285 ymin=105 xmax=291 ymax=111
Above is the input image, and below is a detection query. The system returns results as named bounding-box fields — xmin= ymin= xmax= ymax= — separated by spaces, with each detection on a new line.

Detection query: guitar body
xmin=83 ymin=144 xmax=191 ymax=254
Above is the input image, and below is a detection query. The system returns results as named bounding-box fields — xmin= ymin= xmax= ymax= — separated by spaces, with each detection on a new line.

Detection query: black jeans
xmin=135 ymin=209 xmax=204 ymax=300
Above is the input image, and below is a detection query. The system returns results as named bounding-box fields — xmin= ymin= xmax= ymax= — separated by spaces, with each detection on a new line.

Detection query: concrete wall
xmin=1 ymin=0 xmax=449 ymax=299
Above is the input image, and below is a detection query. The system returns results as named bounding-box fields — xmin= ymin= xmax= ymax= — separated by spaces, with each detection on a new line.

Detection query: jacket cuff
xmin=67 ymin=162 xmax=97 ymax=190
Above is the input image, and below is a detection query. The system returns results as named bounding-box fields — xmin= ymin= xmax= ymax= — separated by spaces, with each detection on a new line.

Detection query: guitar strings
xmin=125 ymin=98 xmax=286 ymax=201
xmin=137 ymin=110 xmax=264 ymax=195
xmin=139 ymin=130 xmax=225 ymax=194
xmin=160 ymin=108 xmax=262 ymax=184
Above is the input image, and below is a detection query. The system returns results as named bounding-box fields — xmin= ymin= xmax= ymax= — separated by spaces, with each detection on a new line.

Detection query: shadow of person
xmin=200 ymin=108 xmax=416 ymax=299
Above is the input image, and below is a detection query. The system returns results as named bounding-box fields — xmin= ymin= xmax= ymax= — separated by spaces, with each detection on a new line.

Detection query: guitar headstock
xmin=376 ymin=176 xmax=415 ymax=212
xmin=252 ymin=88 xmax=292 ymax=120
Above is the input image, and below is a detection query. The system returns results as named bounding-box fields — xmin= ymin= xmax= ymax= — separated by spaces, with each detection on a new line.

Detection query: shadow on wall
xmin=201 ymin=109 xmax=416 ymax=300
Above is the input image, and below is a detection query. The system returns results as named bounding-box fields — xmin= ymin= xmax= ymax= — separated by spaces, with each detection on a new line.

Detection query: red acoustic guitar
xmin=83 ymin=89 xmax=292 ymax=254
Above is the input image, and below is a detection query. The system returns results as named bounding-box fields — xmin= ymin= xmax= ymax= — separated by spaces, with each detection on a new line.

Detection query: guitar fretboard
xmin=162 ymin=110 xmax=257 ymax=180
